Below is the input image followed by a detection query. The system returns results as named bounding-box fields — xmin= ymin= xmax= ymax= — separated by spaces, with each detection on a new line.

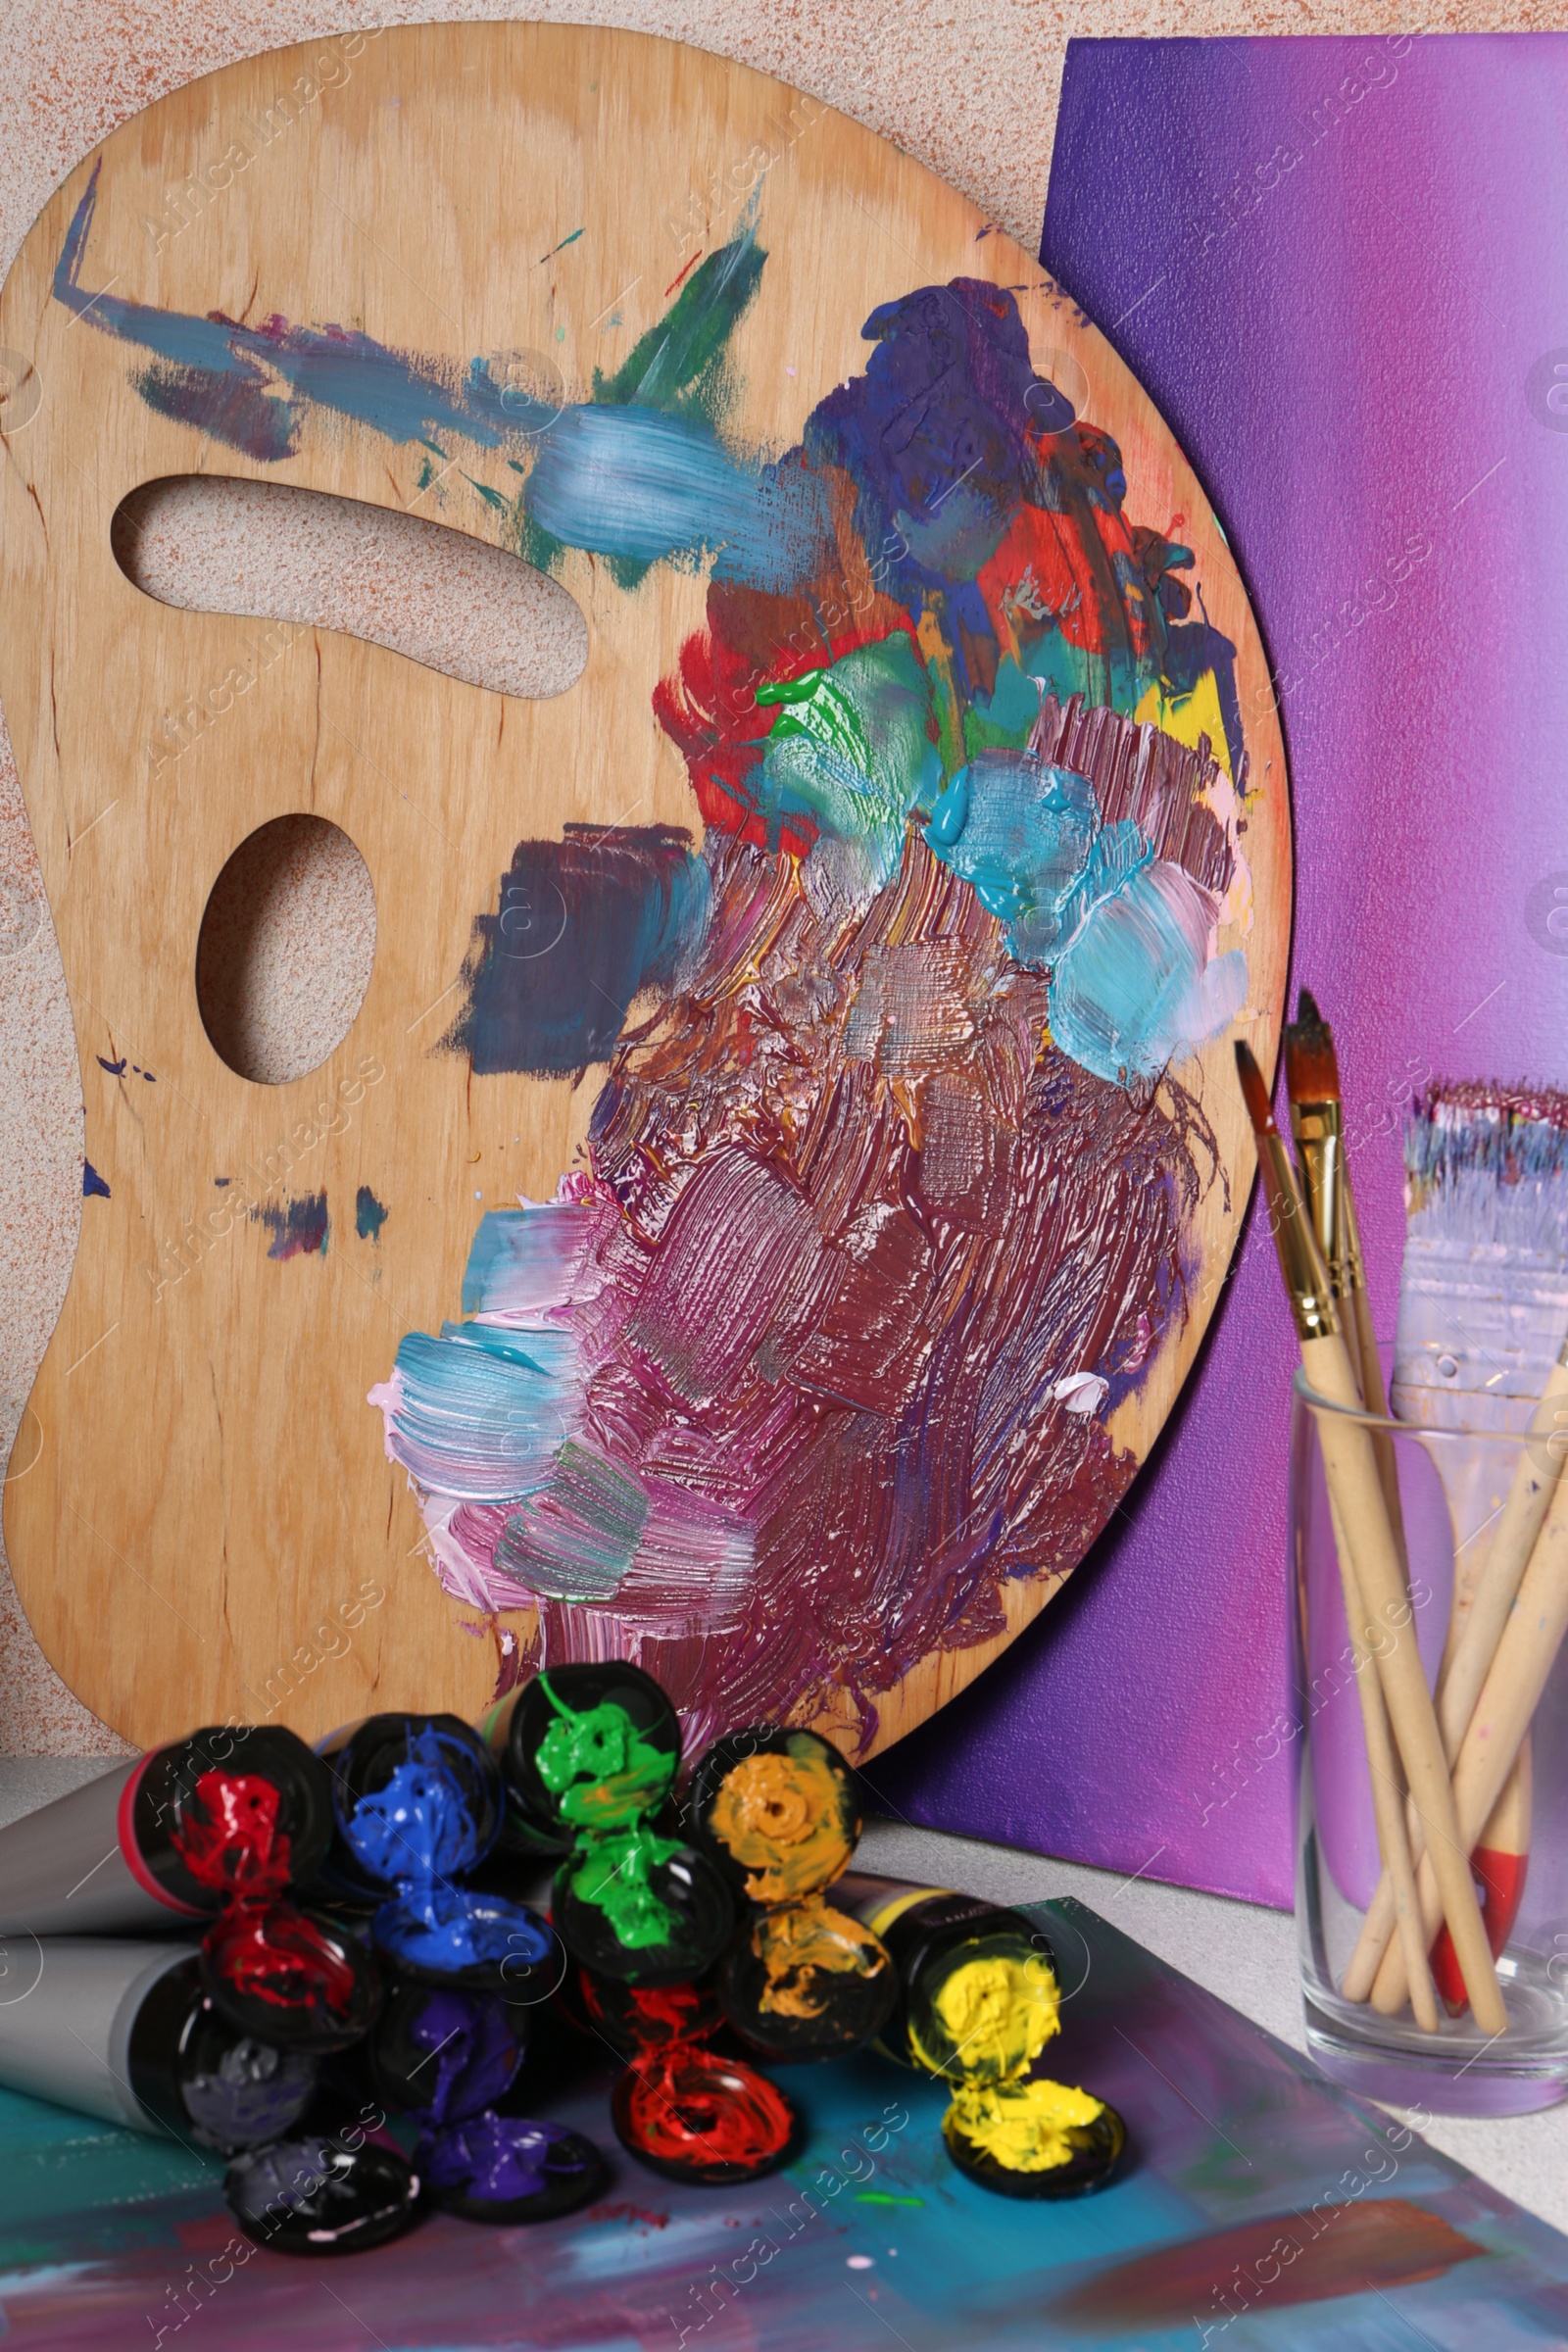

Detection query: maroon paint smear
xmin=504 ymin=697 xmax=1228 ymax=1750
xmin=1059 ymin=2197 xmax=1483 ymax=2333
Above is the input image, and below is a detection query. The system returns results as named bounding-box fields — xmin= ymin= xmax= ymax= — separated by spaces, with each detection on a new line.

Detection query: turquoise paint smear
xmin=926 ymin=751 xmax=1246 ymax=1081
xmin=355 ymin=1185 xmax=388 ymax=1242
xmin=376 ymin=1322 xmax=582 ymax=1501
xmin=752 ymin=630 xmax=942 ymax=891
xmin=494 ymin=1438 xmax=649 ymax=1601
xmin=1050 ymin=860 xmax=1248 ymax=1084
xmin=962 ymin=657 xmax=1042 ymax=758
xmin=925 ymin=752 xmax=1102 ymax=955
xmin=522 ymin=405 xmax=827 ymax=591
xmin=461 ymin=1201 xmax=602 ymax=1322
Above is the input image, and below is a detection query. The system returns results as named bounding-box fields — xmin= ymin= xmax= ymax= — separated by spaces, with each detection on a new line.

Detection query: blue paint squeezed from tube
xmin=341 ymin=1729 xmax=555 ymax=1979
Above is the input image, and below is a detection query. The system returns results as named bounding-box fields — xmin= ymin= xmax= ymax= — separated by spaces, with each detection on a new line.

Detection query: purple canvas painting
xmin=871 ymin=33 xmax=1568 ymax=1904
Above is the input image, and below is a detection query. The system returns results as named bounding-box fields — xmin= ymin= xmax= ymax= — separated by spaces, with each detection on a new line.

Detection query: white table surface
xmin=4 ymin=1759 xmax=1566 ymax=2235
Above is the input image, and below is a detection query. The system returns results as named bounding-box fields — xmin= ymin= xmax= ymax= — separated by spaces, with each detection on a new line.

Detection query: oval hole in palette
xmin=112 ymin=477 xmax=589 ymax=703
xmin=195 ymin=814 xmax=375 ymax=1087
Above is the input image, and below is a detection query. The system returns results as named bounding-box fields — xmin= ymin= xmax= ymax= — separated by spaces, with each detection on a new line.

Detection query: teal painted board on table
xmin=3 ymin=1901 xmax=1567 ymax=2348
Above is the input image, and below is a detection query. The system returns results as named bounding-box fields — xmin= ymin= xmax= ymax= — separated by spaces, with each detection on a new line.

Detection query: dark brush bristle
xmin=1283 ymin=988 xmax=1340 ymax=1105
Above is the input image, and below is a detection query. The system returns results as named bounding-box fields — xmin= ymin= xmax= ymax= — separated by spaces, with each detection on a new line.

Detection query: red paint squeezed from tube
xmin=616 ymin=2044 xmax=795 ymax=2172
xmin=171 ymin=1768 xmax=356 ymax=2021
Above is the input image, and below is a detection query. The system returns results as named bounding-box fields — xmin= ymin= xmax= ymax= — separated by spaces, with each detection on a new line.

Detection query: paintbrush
xmin=1235 ymin=1041 xmax=1506 ymax=2034
xmin=1287 ymin=992 xmax=1407 ymax=1556
xmin=1373 ymin=1469 xmax=1568 ymax=2016
xmin=1282 ymin=997 xmax=1436 ymax=2029
xmin=1345 ymin=1083 xmax=1568 ymax=2013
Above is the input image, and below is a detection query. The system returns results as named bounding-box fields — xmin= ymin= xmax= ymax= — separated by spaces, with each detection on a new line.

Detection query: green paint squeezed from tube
xmin=533 ymin=1675 xmax=679 ymax=1946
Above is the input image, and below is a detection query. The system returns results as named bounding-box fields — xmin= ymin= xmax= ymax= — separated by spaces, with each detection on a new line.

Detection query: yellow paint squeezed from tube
xmin=947 ymin=2079 xmax=1105 ymax=2172
xmin=909 ymin=1950 xmax=1061 ymax=2084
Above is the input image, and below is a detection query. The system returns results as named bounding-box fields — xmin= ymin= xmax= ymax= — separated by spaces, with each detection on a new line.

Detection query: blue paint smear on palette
xmin=441 ymin=825 xmax=710 ymax=1077
xmin=4 ymin=1898 xmax=1568 ymax=2350
xmin=54 ymin=161 xmax=559 ymax=462
xmin=81 ymin=1160 xmax=110 ymax=1200
xmin=923 ymin=751 xmax=1248 ymax=1083
xmin=460 ymin=1201 xmax=593 ymax=1319
xmin=355 ymin=1185 xmax=388 ymax=1242
xmin=253 ymin=1193 xmax=328 ymax=1259
xmin=525 ymin=404 xmax=830 ymax=590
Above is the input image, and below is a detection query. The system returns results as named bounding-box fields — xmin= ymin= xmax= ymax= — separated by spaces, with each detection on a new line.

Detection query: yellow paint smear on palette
xmin=708 ymin=1742 xmax=855 ymax=1904
xmin=947 ymin=2079 xmax=1106 ymax=2173
xmin=910 ymin=1950 xmax=1061 ymax=2084
xmin=753 ymin=1897 xmax=887 ymax=2020
xmin=1133 ymin=665 xmax=1234 ymax=778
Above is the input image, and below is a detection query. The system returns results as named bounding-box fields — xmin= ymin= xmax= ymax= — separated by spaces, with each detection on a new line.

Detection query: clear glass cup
xmin=1293 ymin=1364 xmax=1568 ymax=2115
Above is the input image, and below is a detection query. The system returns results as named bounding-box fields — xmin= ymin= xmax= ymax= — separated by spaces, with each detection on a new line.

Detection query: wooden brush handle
xmin=1301 ymin=1333 xmax=1507 ymax=2034
xmin=1372 ymin=1478 xmax=1568 ymax=2014
xmin=1344 ymin=1364 xmax=1568 ymax=1999
xmin=1328 ymin=1492 xmax=1439 ymax=2030
xmin=1429 ymin=1738 xmax=1531 ymax=2007
xmin=1348 ymin=1285 xmax=1408 ymax=1570
xmin=1438 ymin=1360 xmax=1568 ymax=1742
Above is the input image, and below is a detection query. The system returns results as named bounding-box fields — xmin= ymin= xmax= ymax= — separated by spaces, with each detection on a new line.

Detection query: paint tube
xmin=0 ymin=1937 xmax=317 ymax=2147
xmin=0 ymin=1726 xmax=333 ymax=1936
xmin=831 ymin=1874 xmax=1126 ymax=2198
xmin=325 ymin=1714 xmax=562 ymax=2002
xmin=687 ymin=1726 xmax=897 ymax=2059
xmin=498 ymin=1665 xmax=733 ymax=1985
xmin=828 ymin=1874 xmax=1055 ymax=2077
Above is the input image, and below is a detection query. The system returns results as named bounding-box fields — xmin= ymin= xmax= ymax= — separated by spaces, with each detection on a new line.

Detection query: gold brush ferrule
xmin=1289 ymin=1099 xmax=1346 ymax=1298
xmin=1257 ymin=1128 xmax=1342 ymax=1345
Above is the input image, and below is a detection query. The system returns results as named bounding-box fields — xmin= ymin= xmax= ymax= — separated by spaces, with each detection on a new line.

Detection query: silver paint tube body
xmin=0 ymin=1936 xmax=193 ymax=2130
xmin=0 ymin=1761 xmax=190 ymax=1935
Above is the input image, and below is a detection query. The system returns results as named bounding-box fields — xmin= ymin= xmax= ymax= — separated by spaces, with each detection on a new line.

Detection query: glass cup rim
xmin=1291 ymin=1362 xmax=1561 ymax=1450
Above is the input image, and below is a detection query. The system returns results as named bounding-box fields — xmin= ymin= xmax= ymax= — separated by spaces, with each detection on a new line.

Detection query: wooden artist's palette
xmin=0 ymin=25 xmax=1290 ymax=1751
